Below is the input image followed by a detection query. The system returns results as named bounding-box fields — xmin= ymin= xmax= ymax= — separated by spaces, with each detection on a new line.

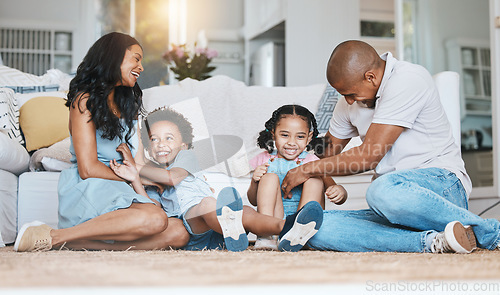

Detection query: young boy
xmin=111 ymin=107 xmax=324 ymax=252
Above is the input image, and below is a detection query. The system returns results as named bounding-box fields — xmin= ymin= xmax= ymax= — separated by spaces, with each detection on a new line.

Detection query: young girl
xmin=248 ymin=104 xmax=347 ymax=250
xmin=116 ymin=107 xmax=325 ymax=252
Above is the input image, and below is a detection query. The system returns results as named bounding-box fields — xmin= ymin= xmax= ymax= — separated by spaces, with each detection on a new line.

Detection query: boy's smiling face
xmin=148 ymin=120 xmax=187 ymax=166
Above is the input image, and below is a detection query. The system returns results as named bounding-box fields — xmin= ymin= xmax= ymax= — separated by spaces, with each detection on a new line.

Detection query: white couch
xmin=0 ymin=66 xmax=73 ymax=245
xmin=1 ymin=69 xmax=374 ymax=246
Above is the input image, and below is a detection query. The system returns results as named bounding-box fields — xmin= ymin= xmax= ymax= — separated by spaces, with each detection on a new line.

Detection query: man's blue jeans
xmin=307 ymin=168 xmax=500 ymax=252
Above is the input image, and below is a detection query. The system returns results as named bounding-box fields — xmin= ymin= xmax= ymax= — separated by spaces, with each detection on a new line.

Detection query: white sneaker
xmin=431 ymin=221 xmax=477 ymax=254
xmin=254 ymin=236 xmax=278 ymax=251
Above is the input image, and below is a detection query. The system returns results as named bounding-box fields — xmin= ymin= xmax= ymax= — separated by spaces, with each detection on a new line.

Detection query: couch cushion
xmin=19 ymin=96 xmax=69 ymax=152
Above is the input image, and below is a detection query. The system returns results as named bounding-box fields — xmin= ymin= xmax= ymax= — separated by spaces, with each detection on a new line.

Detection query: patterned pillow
xmin=0 ymin=85 xmax=62 ymax=146
xmin=315 ymin=84 xmax=340 ymax=135
xmin=5 ymin=84 xmax=59 ymax=94
xmin=0 ymin=88 xmax=23 ymax=144
xmin=0 ymin=89 xmax=9 ymax=130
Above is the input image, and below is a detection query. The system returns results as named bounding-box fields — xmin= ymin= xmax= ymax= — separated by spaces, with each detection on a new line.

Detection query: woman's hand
xmin=252 ymin=163 xmax=269 ymax=182
xmin=325 ymin=184 xmax=348 ymax=205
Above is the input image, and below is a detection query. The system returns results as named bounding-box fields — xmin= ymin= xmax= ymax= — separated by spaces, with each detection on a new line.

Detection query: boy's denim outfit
xmin=307 ymin=168 xmax=500 ymax=252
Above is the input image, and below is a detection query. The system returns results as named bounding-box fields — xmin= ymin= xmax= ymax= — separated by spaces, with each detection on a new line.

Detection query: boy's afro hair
xmin=140 ymin=107 xmax=194 ymax=149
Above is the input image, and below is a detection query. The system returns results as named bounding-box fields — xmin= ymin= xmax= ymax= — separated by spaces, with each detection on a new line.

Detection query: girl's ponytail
xmin=257 ymin=107 xmax=283 ymax=153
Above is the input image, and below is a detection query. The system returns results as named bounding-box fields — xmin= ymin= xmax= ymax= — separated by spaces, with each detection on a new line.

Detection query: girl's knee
xmin=303 ymin=177 xmax=323 ymax=189
xmin=302 ymin=177 xmax=325 ymax=204
xmin=261 ymin=172 xmax=279 ymax=183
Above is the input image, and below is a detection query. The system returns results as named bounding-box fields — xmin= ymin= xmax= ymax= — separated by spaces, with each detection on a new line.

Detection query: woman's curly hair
xmin=66 ymin=32 xmax=143 ymax=147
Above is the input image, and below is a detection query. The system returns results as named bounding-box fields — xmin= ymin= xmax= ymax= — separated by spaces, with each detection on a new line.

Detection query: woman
xmin=14 ymin=32 xmax=189 ymax=252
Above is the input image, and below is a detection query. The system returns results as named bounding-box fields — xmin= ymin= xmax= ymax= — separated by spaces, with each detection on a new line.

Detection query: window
xmin=400 ymin=0 xmax=419 ymax=63
xmin=360 ymin=21 xmax=395 ymax=38
xmin=96 ymin=0 xmax=170 ymax=88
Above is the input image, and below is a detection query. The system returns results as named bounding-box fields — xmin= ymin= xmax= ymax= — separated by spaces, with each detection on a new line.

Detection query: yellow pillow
xmin=19 ymin=96 xmax=69 ymax=151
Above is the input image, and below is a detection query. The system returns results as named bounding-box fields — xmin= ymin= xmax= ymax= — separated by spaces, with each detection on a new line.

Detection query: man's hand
xmin=325 ymin=184 xmax=348 ymax=205
xmin=281 ymin=165 xmax=310 ymax=196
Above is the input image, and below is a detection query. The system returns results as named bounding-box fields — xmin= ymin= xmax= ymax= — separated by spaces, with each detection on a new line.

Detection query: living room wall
xmin=0 ymin=0 xmax=96 ymax=73
xmin=184 ymin=0 xmax=245 ymax=82
xmin=1 ymin=0 xmax=488 ymax=86
xmin=419 ymin=0 xmax=491 ymax=148
xmin=0 ymin=0 xmax=245 ymax=83
xmin=417 ymin=0 xmax=489 ymax=75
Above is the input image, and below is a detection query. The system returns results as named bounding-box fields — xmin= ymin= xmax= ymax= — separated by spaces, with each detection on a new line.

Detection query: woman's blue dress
xmin=57 ymin=121 xmax=155 ymax=229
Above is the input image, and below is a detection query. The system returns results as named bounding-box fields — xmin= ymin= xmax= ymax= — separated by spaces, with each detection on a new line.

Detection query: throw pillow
xmin=5 ymin=84 xmax=59 ymax=94
xmin=0 ymin=87 xmax=64 ymax=146
xmin=16 ymin=90 xmax=67 ymax=109
xmin=0 ymin=65 xmax=46 ymax=86
xmin=41 ymin=157 xmax=72 ymax=172
xmin=29 ymin=137 xmax=71 ymax=172
xmin=19 ymin=96 xmax=69 ymax=152
xmin=0 ymin=87 xmax=23 ymax=144
xmin=315 ymin=84 xmax=340 ymax=135
xmin=0 ymin=65 xmax=71 ymax=89
xmin=0 ymin=89 xmax=8 ymax=130
xmin=0 ymin=131 xmax=29 ymax=175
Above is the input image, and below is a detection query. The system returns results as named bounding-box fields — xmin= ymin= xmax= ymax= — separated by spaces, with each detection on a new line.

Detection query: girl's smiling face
xmin=119 ymin=44 xmax=144 ymax=87
xmin=148 ymin=120 xmax=187 ymax=166
xmin=272 ymin=115 xmax=312 ymax=161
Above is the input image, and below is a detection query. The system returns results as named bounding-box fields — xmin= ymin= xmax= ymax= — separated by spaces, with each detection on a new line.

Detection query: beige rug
xmin=1 ymin=246 xmax=500 ymax=288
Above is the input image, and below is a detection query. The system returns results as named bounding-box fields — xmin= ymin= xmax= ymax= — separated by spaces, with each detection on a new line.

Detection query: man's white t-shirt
xmin=329 ymin=52 xmax=472 ymax=196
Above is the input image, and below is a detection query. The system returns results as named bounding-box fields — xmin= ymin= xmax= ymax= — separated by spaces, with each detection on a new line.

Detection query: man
xmin=281 ymin=40 xmax=500 ymax=253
